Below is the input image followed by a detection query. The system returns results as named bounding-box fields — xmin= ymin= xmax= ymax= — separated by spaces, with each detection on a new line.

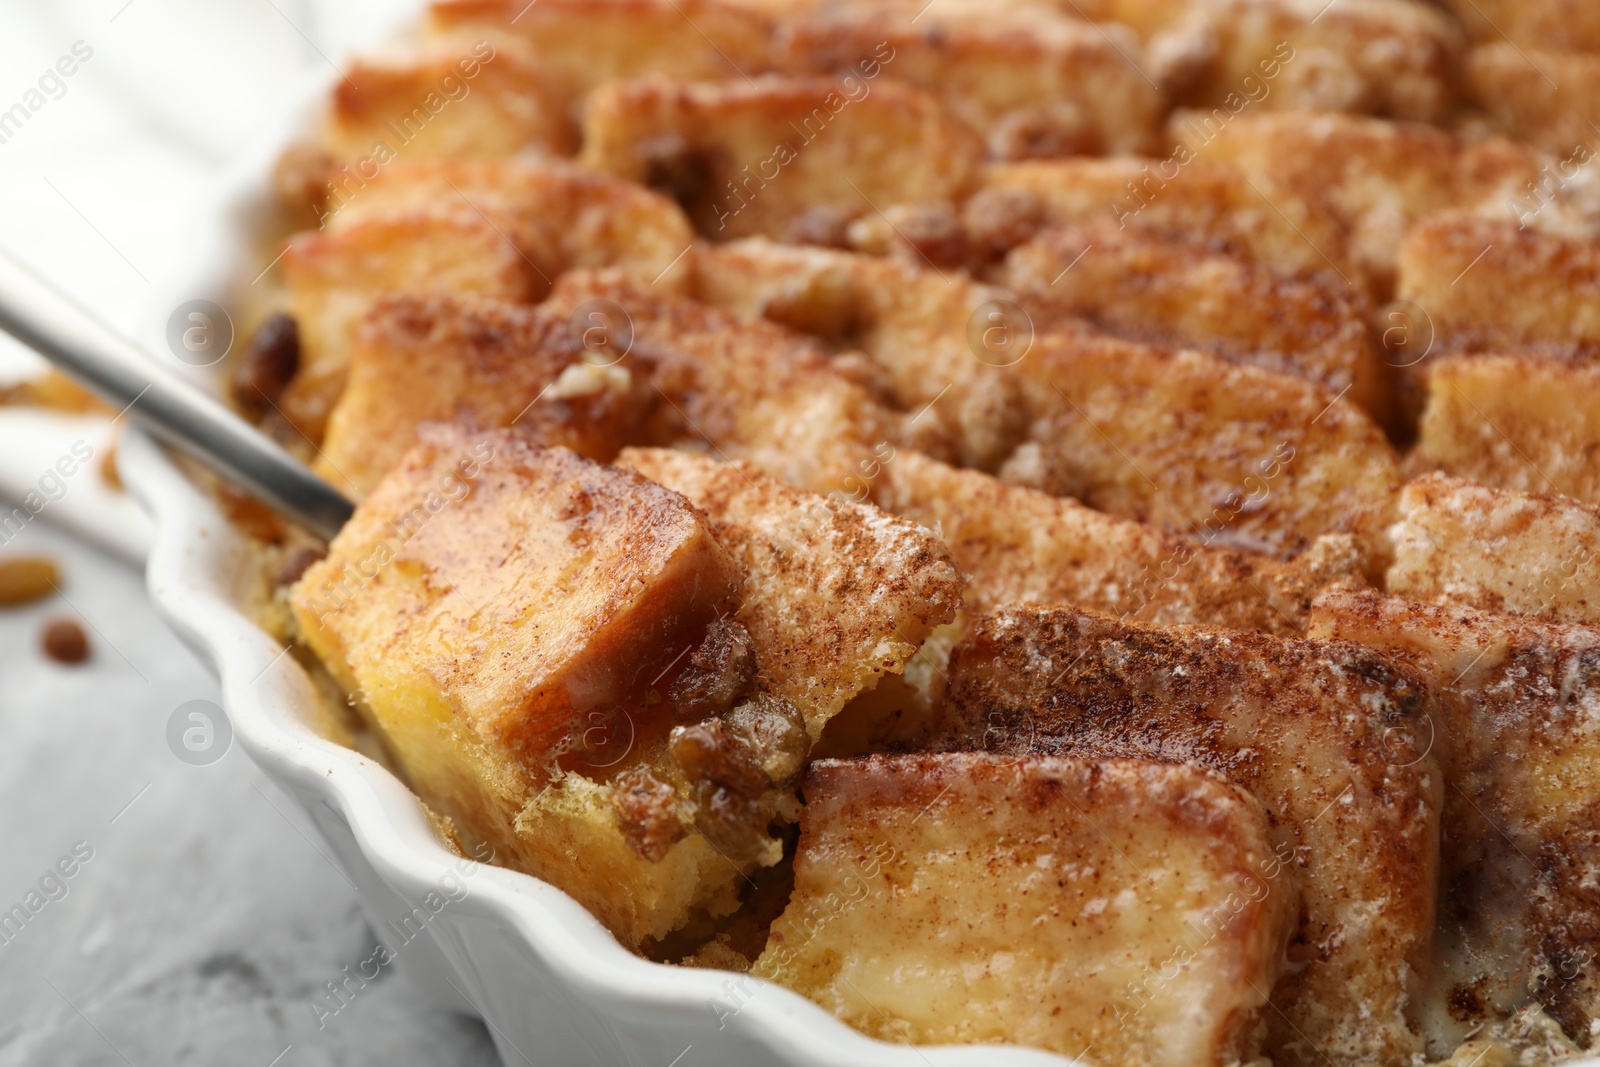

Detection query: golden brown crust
xmin=1128 ymin=0 xmax=1460 ymax=122
xmin=879 ymin=448 xmax=1367 ymax=634
xmin=755 ymin=752 xmax=1291 ymax=1067
xmin=580 ymin=75 xmax=984 ymax=239
xmin=1001 ymin=224 xmax=1392 ymax=424
xmin=1411 ymin=354 xmax=1600 ymax=506
xmin=547 ymin=270 xmax=900 ymax=495
xmin=1466 ymin=44 xmax=1600 ymax=157
xmin=774 ymin=3 xmax=1163 ymax=157
xmin=1438 ymin=0 xmax=1600 ymax=50
xmin=325 ymin=38 xmax=576 ymax=162
xmin=319 ymin=294 xmax=653 ymax=497
xmin=317 ymin=158 xmax=696 ymax=290
xmin=691 ymin=238 xmax=1023 ymax=470
xmin=1309 ymin=588 xmax=1600 ymax=1047
xmin=428 ymin=0 xmax=777 ymax=104
xmin=1188 ymin=110 xmax=1546 ymax=296
xmin=620 ymin=446 xmax=964 ymax=739
xmin=1387 ymin=473 xmax=1600 ymax=626
xmin=981 ymin=156 xmax=1361 ymax=283
xmin=280 ymin=208 xmax=545 ymax=439
xmin=927 ymin=604 xmax=1442 ymax=1067
xmin=1398 ymin=215 xmax=1600 ymax=358
xmin=1006 ymin=325 xmax=1404 ymax=564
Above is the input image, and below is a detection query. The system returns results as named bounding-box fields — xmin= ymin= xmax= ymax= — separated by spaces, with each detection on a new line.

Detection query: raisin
xmin=41 ymin=618 xmax=89 ymax=664
xmin=234 ymin=313 xmax=300 ymax=415
xmin=614 ymin=765 xmax=687 ymax=863
xmin=668 ymin=618 xmax=756 ymax=722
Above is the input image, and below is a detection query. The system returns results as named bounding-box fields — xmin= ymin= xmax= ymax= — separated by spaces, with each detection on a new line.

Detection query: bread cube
xmin=1439 ymin=0 xmax=1600 ymax=49
xmin=292 ymin=431 xmax=746 ymax=944
xmin=279 ymin=208 xmax=545 ymax=441
xmin=428 ymin=0 xmax=777 ymax=107
xmin=692 ymin=239 xmax=1027 ymax=470
xmin=620 ymin=448 xmax=963 ymax=740
xmin=1411 ymin=354 xmax=1600 ymax=506
xmin=1398 ymin=215 xmax=1600 ymax=357
xmin=1001 ymin=225 xmax=1391 ymax=425
xmin=1009 ymin=327 xmax=1403 ymax=564
xmin=318 ymin=294 xmax=653 ymax=497
xmin=318 ymin=159 xmax=695 ymax=291
xmin=324 ymin=38 xmax=575 ymax=163
xmin=981 ymin=157 xmax=1358 ymax=283
xmin=581 ymin=75 xmax=983 ymax=239
xmin=1388 ymin=473 xmax=1600 ymax=625
xmin=929 ymin=605 xmax=1442 ymax=1066
xmin=776 ymin=3 xmax=1162 ymax=157
xmin=1310 ymin=588 xmax=1600 ymax=1046
xmin=545 ymin=271 xmax=901 ymax=495
xmin=1467 ymin=44 xmax=1600 ymax=157
xmin=753 ymin=752 xmax=1291 ymax=1066
xmin=879 ymin=448 xmax=1366 ymax=634
xmin=1183 ymin=0 xmax=1459 ymax=122
xmin=1190 ymin=111 xmax=1544 ymax=295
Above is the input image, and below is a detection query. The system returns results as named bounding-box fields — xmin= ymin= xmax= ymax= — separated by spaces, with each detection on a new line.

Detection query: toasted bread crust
xmin=928 ymin=605 xmax=1442 ymax=1066
xmin=581 ymin=75 xmax=984 ymax=239
xmin=547 ymin=270 xmax=900 ymax=494
xmin=879 ymin=448 xmax=1366 ymax=634
xmin=775 ymin=3 xmax=1163 ymax=156
xmin=1310 ymin=588 xmax=1600 ymax=1045
xmin=1388 ymin=473 xmax=1600 ymax=625
xmin=318 ymin=158 xmax=696 ymax=290
xmin=1001 ymin=224 xmax=1391 ymax=423
xmin=325 ymin=39 xmax=576 ymax=161
xmin=1399 ymin=215 xmax=1600 ymax=358
xmin=755 ymin=752 xmax=1290 ymax=1066
xmin=621 ymin=447 xmax=963 ymax=740
xmin=1412 ymin=354 xmax=1600 ymax=506
xmin=280 ymin=207 xmax=545 ymax=439
xmin=320 ymin=294 xmax=652 ymax=497
xmin=429 ymin=0 xmax=778 ymax=103
xmin=1007 ymin=326 xmax=1403 ymax=564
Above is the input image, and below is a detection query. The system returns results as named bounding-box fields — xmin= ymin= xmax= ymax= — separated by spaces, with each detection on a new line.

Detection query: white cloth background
xmin=0 ymin=3 xmax=499 ymax=1063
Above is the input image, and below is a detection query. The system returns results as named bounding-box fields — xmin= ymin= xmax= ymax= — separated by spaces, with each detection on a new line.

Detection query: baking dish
xmin=109 ymin=10 xmax=1071 ymax=1067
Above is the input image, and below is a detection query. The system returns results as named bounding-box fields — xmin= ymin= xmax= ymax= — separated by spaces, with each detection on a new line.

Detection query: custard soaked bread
xmin=1083 ymin=0 xmax=1460 ymax=122
xmin=773 ymin=2 xmax=1163 ymax=157
xmin=693 ymin=238 xmax=1404 ymax=562
xmin=317 ymin=294 xmax=653 ymax=498
xmin=877 ymin=448 xmax=1367 ymax=634
xmin=279 ymin=159 xmax=693 ymax=439
xmin=999 ymin=224 xmax=1391 ymax=424
xmin=1310 ymin=589 xmax=1600 ymax=1051
xmin=1410 ymin=354 xmax=1600 ymax=507
xmin=291 ymin=429 xmax=958 ymax=946
xmin=1387 ymin=473 xmax=1600 ymax=626
xmin=1006 ymin=326 xmax=1403 ymax=564
xmin=753 ymin=753 xmax=1294 ymax=1067
xmin=924 ymin=606 xmax=1443 ymax=1067
xmin=581 ymin=75 xmax=983 ymax=240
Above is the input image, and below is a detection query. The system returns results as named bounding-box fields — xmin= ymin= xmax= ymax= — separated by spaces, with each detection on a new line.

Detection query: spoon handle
xmin=0 ymin=247 xmax=352 ymax=541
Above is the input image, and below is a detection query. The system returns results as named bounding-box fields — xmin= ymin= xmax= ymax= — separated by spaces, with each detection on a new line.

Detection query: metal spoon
xmin=0 ymin=247 xmax=353 ymax=541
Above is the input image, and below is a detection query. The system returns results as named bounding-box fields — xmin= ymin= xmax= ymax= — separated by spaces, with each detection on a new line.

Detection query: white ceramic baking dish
xmin=113 ymin=9 xmax=1075 ymax=1067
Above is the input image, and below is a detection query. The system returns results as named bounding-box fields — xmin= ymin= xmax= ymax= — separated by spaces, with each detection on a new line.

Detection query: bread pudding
xmin=226 ymin=0 xmax=1600 ymax=1062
